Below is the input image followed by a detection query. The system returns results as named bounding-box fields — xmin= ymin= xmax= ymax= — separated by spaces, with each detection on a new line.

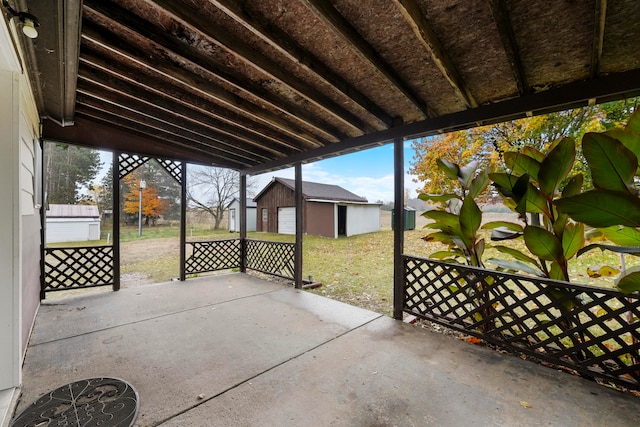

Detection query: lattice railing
xmin=404 ymin=255 xmax=640 ymax=389
xmin=246 ymin=239 xmax=295 ymax=280
xmin=185 ymin=239 xmax=241 ymax=274
xmin=44 ymin=246 xmax=114 ymax=292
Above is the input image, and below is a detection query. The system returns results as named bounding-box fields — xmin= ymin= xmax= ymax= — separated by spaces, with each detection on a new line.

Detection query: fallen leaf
xmin=466 ymin=337 xmax=482 ymax=344
xmin=520 ymin=401 xmax=532 ymax=409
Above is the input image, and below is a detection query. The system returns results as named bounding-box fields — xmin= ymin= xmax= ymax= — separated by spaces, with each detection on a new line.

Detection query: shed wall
xmin=346 ymin=205 xmax=380 ymax=236
xmin=255 ymin=182 xmax=296 ymax=233
xmin=306 ymin=201 xmax=335 ymax=238
xmin=46 ymin=218 xmax=101 ymax=243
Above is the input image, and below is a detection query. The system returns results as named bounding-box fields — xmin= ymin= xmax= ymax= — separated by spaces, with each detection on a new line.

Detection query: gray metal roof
xmin=255 ymin=178 xmax=367 ymax=203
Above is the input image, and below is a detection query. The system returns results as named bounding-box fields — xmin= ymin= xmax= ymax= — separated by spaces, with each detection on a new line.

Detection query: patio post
xmin=179 ymin=162 xmax=187 ymax=281
xmin=393 ymin=136 xmax=405 ymax=320
xmin=294 ymin=163 xmax=303 ymax=289
xmin=239 ymin=172 xmax=247 ymax=273
xmin=112 ymin=151 xmax=121 ymax=291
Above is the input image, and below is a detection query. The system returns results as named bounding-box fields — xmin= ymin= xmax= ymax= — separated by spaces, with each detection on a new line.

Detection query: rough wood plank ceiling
xmin=31 ymin=0 xmax=640 ymax=172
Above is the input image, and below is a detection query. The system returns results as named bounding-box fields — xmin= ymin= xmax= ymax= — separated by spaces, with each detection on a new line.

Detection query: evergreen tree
xmin=45 ymin=143 xmax=101 ymax=204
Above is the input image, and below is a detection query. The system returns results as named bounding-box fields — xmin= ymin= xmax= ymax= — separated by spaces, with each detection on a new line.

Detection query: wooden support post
xmin=239 ymin=172 xmax=247 ymax=273
xmin=294 ymin=163 xmax=303 ymax=289
xmin=112 ymin=151 xmax=121 ymax=291
xmin=179 ymin=162 xmax=187 ymax=281
xmin=393 ymin=137 xmax=405 ymax=320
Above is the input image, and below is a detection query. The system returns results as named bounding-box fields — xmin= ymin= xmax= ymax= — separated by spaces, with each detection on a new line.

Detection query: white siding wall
xmin=278 ymin=207 xmax=296 ymax=235
xmin=345 ymin=205 xmax=380 ymax=237
xmin=46 ymin=219 xmax=101 ymax=244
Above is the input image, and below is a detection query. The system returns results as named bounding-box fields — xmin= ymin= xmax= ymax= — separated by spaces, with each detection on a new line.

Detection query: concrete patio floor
xmin=14 ymin=273 xmax=640 ymax=426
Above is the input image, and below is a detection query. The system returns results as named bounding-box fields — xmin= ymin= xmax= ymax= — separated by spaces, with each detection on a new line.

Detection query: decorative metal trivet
xmin=11 ymin=377 xmax=139 ymax=427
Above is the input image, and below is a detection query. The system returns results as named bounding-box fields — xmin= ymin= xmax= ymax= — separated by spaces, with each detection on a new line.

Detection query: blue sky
xmin=96 ymin=140 xmax=422 ymax=203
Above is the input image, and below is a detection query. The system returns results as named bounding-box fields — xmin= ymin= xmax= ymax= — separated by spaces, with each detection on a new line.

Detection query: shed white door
xmin=278 ymin=207 xmax=296 ymax=235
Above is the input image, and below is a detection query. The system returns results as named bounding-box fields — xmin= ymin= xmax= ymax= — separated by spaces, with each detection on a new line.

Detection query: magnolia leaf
xmin=549 ymin=262 xmax=566 ymax=281
xmin=584 ymin=227 xmax=605 ymax=241
xmin=418 ymin=193 xmax=458 ymax=203
xmin=436 ymin=158 xmax=459 ymax=180
xmin=523 ymin=146 xmax=545 ymax=163
xmin=459 ymin=195 xmax=482 ymax=240
xmin=505 ymin=152 xmax=541 ymax=181
xmin=587 ymin=265 xmax=620 ymax=278
xmin=615 ymin=266 xmax=640 ymax=294
xmin=549 ymin=287 xmax=581 ymax=310
xmin=447 ymin=198 xmax=463 ymax=215
xmin=577 ymin=243 xmax=640 ymax=257
xmin=582 ymin=132 xmax=637 ymax=193
xmin=524 ymin=225 xmax=563 ymax=263
xmin=489 ymin=173 xmax=521 ymax=198
xmin=539 ymin=138 xmax=575 ymax=197
xmin=459 ymin=161 xmax=480 ymax=188
xmin=430 ymin=250 xmax=464 ymax=260
xmin=600 ymin=226 xmax=640 ymax=246
xmin=482 ymin=221 xmax=524 ymax=232
xmin=422 ymin=210 xmax=459 ymax=227
xmin=562 ymin=222 xmax=584 ymax=259
xmin=468 ymin=168 xmax=489 ymax=199
xmin=486 ymin=258 xmax=544 ymax=277
xmin=492 ymin=245 xmax=540 ymax=267
xmin=625 ymin=109 xmax=640 ymax=135
xmin=561 ymin=174 xmax=583 ymax=198
xmin=475 ymin=238 xmax=485 ymax=260
xmin=605 ymin=128 xmax=640 ymax=173
xmin=422 ymin=232 xmax=454 ymax=245
xmin=524 ymin=183 xmax=546 ymax=215
xmin=555 ymin=190 xmax=640 ymax=228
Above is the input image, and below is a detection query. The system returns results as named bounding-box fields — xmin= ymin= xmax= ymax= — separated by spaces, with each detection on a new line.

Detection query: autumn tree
xmin=122 ymin=170 xmax=169 ymax=226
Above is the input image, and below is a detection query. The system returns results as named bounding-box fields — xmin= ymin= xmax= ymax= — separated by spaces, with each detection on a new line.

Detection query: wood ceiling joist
xmin=209 ymin=0 xmax=393 ymax=129
xmin=74 ymin=102 xmax=258 ymax=168
xmin=393 ymin=0 xmax=477 ymax=108
xmin=591 ymin=0 xmax=607 ymax=78
xmin=486 ymin=0 xmax=528 ymax=95
xmin=80 ymin=25 xmax=327 ymax=149
xmin=114 ymin=0 xmax=375 ymax=136
xmin=76 ymin=73 xmax=280 ymax=162
xmin=82 ymin=2 xmax=347 ymax=143
xmin=80 ymin=50 xmax=310 ymax=154
xmin=301 ymin=0 xmax=434 ymax=118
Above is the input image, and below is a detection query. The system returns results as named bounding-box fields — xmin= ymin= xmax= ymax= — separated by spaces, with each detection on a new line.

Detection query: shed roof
xmin=254 ymin=178 xmax=367 ymax=203
xmin=8 ymin=0 xmax=640 ymax=173
xmin=46 ymin=204 xmax=100 ymax=218
xmin=227 ymin=198 xmax=257 ymax=209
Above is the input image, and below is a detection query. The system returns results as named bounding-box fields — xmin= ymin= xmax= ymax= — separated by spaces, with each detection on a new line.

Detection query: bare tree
xmin=187 ymin=166 xmax=254 ymax=229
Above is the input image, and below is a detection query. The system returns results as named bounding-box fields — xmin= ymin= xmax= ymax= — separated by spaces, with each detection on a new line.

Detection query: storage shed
xmin=254 ymin=178 xmax=380 ymax=238
xmin=46 ymin=204 xmax=101 ymax=244
xmin=227 ymin=198 xmax=257 ymax=232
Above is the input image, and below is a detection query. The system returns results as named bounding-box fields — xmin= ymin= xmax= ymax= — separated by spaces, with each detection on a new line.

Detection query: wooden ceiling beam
xmin=82 ymin=2 xmax=346 ymax=143
xmin=591 ymin=0 xmax=607 ymax=78
xmin=76 ymin=71 xmax=280 ymax=162
xmin=80 ymin=47 xmax=310 ymax=154
xmin=98 ymin=0 xmax=373 ymax=135
xmin=393 ymin=0 xmax=477 ymax=108
xmin=209 ymin=0 xmax=393 ymax=129
xmin=486 ymin=0 xmax=528 ymax=95
xmin=301 ymin=0 xmax=433 ymax=118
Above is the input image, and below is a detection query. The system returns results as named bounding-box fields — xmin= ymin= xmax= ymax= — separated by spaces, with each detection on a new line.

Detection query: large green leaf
xmin=458 ymin=161 xmax=480 ymax=188
xmin=422 ymin=210 xmax=459 ymax=227
xmin=468 ymin=168 xmax=489 ymax=199
xmin=554 ymin=190 xmax=640 ymax=228
xmin=524 ymin=225 xmax=563 ymax=263
xmin=482 ymin=221 xmax=524 ymax=232
xmin=418 ymin=193 xmax=458 ymax=203
xmin=523 ymin=146 xmax=545 ymax=162
xmin=504 ymin=152 xmax=541 ymax=182
xmin=615 ymin=266 xmax=640 ymax=294
xmin=436 ymin=159 xmax=459 ymax=180
xmin=489 ymin=172 xmax=520 ymax=198
xmin=601 ymin=226 xmax=640 ymax=246
xmin=605 ymin=129 xmax=640 ymax=173
xmin=430 ymin=250 xmax=464 ymax=260
xmin=487 ymin=258 xmax=544 ymax=277
xmin=423 ymin=232 xmax=454 ymax=245
xmin=539 ymin=138 xmax=575 ymax=197
xmin=492 ymin=245 xmax=540 ymax=267
xmin=625 ymin=109 xmax=640 ymax=135
xmin=561 ymin=174 xmax=583 ymax=198
xmin=524 ymin=183 xmax=546 ymax=215
xmin=577 ymin=244 xmax=640 ymax=257
xmin=582 ymin=133 xmax=637 ymax=193
xmin=459 ymin=195 xmax=482 ymax=240
xmin=549 ymin=262 xmax=566 ymax=281
xmin=561 ymin=222 xmax=584 ymax=259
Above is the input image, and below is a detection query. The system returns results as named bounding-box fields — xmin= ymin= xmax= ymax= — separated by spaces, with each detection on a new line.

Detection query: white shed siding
xmin=345 ymin=205 xmax=380 ymax=237
xmin=278 ymin=207 xmax=296 ymax=235
xmin=46 ymin=218 xmax=101 ymax=244
xmin=227 ymin=199 xmax=257 ymax=232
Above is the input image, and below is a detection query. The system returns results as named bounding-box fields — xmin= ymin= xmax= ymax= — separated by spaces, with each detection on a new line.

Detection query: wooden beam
xmin=242 ymin=68 xmax=640 ymax=174
xmin=94 ymin=0 xmax=374 ymax=135
xmin=486 ymin=0 xmax=528 ymax=95
xmin=591 ymin=0 xmax=607 ymax=79
xmin=393 ymin=136 xmax=405 ymax=320
xmin=394 ymin=0 xmax=477 ymax=108
xmin=82 ymin=2 xmax=346 ymax=143
xmin=301 ymin=0 xmax=433 ymax=118
xmin=210 ymin=0 xmax=393 ymax=129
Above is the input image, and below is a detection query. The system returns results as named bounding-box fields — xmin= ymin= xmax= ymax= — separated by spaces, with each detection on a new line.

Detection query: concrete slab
xmin=163 ymin=316 xmax=640 ymax=427
xmin=16 ymin=274 xmax=640 ymax=426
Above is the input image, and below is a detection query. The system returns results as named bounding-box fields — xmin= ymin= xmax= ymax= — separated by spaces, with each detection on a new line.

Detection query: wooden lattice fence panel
xmin=404 ymin=256 xmax=640 ymax=389
xmin=44 ymin=246 xmax=114 ymax=292
xmin=246 ymin=239 xmax=295 ymax=280
xmin=184 ymin=239 xmax=240 ymax=274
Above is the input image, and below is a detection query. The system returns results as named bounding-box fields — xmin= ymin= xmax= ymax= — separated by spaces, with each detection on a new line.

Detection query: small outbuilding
xmin=227 ymin=197 xmax=257 ymax=232
xmin=254 ymin=178 xmax=381 ymax=238
xmin=46 ymin=204 xmax=101 ymax=244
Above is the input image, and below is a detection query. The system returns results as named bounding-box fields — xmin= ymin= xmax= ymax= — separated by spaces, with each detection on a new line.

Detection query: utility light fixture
xmin=2 ymin=0 xmax=39 ymax=39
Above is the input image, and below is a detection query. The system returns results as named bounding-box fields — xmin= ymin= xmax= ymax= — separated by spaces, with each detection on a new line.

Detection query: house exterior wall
xmin=306 ymin=201 xmax=335 ymax=238
xmin=46 ymin=218 xmax=101 ymax=243
xmin=345 ymin=205 xmax=380 ymax=236
xmin=255 ymin=182 xmax=296 ymax=233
